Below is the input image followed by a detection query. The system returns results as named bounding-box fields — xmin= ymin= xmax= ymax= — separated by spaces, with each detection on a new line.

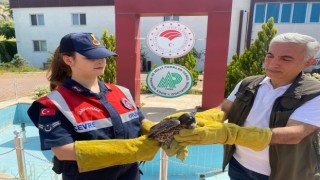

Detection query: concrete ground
xmin=140 ymin=94 xmax=202 ymax=122
xmin=0 ymin=172 xmax=12 ymax=179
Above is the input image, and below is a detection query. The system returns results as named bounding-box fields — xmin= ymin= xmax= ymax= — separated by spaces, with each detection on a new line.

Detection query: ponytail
xmin=46 ymin=47 xmax=74 ymax=91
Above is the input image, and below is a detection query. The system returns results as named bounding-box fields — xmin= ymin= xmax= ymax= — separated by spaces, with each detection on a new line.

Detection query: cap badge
xmin=91 ymin=34 xmax=101 ymax=46
xmin=121 ymin=98 xmax=133 ymax=110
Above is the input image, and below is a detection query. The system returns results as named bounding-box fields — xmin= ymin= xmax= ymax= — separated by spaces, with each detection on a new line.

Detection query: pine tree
xmin=161 ymin=49 xmax=199 ymax=85
xmin=99 ymin=29 xmax=117 ymax=84
xmin=225 ymin=17 xmax=277 ymax=96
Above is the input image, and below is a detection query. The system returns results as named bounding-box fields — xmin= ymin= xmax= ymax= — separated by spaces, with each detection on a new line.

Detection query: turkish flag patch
xmin=40 ymin=108 xmax=56 ymax=116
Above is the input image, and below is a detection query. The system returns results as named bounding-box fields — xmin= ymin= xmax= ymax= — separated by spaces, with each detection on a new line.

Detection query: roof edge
xmin=10 ymin=0 xmax=115 ymax=8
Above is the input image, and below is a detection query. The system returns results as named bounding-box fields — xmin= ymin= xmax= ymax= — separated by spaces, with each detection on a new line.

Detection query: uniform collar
xmin=99 ymin=80 xmax=112 ymax=94
xmin=63 ymin=78 xmax=111 ymax=96
xmin=259 ymin=77 xmax=292 ymax=90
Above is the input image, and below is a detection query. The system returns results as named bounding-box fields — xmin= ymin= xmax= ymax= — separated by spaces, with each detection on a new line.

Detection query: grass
xmin=0 ymin=66 xmax=44 ymax=74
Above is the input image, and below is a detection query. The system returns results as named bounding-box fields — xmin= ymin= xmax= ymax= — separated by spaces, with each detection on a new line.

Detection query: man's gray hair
xmin=270 ymin=33 xmax=320 ymax=60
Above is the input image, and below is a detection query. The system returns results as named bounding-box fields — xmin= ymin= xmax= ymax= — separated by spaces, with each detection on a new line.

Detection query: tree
xmin=0 ymin=20 xmax=15 ymax=39
xmin=99 ymin=29 xmax=117 ymax=84
xmin=225 ymin=17 xmax=277 ymax=96
xmin=0 ymin=4 xmax=11 ymax=20
xmin=161 ymin=48 xmax=200 ymax=85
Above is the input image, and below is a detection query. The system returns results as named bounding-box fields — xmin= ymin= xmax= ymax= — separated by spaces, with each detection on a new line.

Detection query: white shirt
xmin=227 ymin=77 xmax=320 ymax=175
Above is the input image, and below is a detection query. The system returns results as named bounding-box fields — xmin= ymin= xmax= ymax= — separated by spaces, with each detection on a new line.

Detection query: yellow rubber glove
xmin=195 ymin=108 xmax=225 ymax=126
xmin=162 ymin=108 xmax=225 ymax=127
xmin=75 ymin=135 xmax=160 ymax=172
xmin=161 ymin=139 xmax=188 ymax=161
xmin=174 ymin=122 xmax=272 ymax=151
xmin=141 ymin=120 xmax=156 ymax=135
xmin=163 ymin=112 xmax=189 ymax=121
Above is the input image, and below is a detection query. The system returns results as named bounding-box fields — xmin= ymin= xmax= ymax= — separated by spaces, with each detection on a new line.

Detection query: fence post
xmin=159 ymin=149 xmax=168 ymax=180
xmin=21 ymin=122 xmax=27 ymax=143
xmin=14 ymin=131 xmax=27 ymax=180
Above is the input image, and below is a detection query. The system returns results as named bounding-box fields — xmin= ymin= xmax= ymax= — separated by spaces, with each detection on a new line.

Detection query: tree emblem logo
xmin=146 ymin=64 xmax=193 ymax=98
xmin=157 ymin=72 xmax=182 ymax=88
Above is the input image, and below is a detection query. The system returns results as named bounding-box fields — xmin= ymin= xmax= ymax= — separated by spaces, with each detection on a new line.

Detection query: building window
xmin=292 ymin=3 xmax=307 ymax=23
xmin=164 ymin=16 xmax=179 ymax=21
xmin=72 ymin=13 xmax=86 ymax=25
xmin=254 ymin=4 xmax=266 ymax=23
xmin=280 ymin=4 xmax=292 ymax=23
xmin=33 ymin=40 xmax=47 ymax=52
xmin=266 ymin=3 xmax=280 ymax=23
xmin=31 ymin=14 xmax=44 ymax=26
xmin=310 ymin=3 xmax=320 ymax=22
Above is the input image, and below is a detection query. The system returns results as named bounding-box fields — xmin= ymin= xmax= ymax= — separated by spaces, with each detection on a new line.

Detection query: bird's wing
xmin=148 ymin=119 xmax=180 ymax=138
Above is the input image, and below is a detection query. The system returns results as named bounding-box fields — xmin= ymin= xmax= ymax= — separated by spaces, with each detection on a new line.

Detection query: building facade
xmin=9 ymin=0 xmax=320 ymax=69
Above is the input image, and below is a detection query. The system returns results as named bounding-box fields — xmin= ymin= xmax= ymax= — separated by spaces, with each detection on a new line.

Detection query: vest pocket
xmin=313 ymin=131 xmax=320 ymax=175
xmin=273 ymin=110 xmax=293 ymax=127
xmin=235 ymin=92 xmax=250 ymax=102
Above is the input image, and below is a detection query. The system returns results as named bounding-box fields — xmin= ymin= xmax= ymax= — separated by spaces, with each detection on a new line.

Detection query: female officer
xmin=27 ymin=32 xmax=160 ymax=180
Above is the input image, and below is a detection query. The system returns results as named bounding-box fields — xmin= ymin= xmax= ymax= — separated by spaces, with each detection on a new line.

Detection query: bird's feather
xmin=148 ymin=119 xmax=180 ymax=138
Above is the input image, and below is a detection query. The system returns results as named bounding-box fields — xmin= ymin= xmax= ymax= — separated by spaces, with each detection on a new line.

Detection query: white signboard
xmin=147 ymin=21 xmax=196 ymax=58
xmin=146 ymin=64 xmax=193 ymax=98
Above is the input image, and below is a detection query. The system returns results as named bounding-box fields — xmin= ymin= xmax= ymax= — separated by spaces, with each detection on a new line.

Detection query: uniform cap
xmin=60 ymin=32 xmax=117 ymax=59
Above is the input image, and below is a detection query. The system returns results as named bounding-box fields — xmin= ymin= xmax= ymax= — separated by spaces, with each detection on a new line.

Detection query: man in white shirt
xmin=174 ymin=33 xmax=320 ymax=180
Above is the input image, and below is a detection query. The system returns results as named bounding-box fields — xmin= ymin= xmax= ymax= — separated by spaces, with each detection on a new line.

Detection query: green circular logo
xmin=146 ymin=64 xmax=193 ymax=98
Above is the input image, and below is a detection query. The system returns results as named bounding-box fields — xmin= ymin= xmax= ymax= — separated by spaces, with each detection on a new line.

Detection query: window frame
xmin=266 ymin=3 xmax=280 ymax=23
xmin=72 ymin=13 xmax=87 ymax=25
xmin=30 ymin=14 xmax=45 ymax=26
xmin=292 ymin=2 xmax=307 ymax=23
xmin=280 ymin=3 xmax=293 ymax=23
xmin=254 ymin=2 xmax=319 ymax=24
xmin=309 ymin=2 xmax=320 ymax=23
xmin=33 ymin=40 xmax=47 ymax=52
xmin=254 ymin=3 xmax=266 ymax=23
xmin=164 ymin=16 xmax=180 ymax=21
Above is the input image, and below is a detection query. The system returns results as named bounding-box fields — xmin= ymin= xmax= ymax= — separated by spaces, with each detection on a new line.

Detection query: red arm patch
xmin=40 ymin=108 xmax=56 ymax=116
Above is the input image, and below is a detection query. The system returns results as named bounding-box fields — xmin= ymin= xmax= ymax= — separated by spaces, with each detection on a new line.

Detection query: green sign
xmin=146 ymin=64 xmax=193 ymax=98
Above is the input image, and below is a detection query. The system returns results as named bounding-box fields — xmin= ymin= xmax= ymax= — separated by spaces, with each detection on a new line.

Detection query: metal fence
xmin=0 ymin=72 xmax=49 ymax=102
xmin=0 ymin=126 xmax=226 ymax=180
xmin=0 ymin=130 xmax=60 ymax=180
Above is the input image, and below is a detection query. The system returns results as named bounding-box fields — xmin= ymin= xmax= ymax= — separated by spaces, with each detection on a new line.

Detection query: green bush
xmin=140 ymin=82 xmax=151 ymax=94
xmin=99 ymin=29 xmax=117 ymax=84
xmin=187 ymin=88 xmax=202 ymax=95
xmin=0 ymin=20 xmax=15 ymax=39
xmin=32 ymin=85 xmax=50 ymax=99
xmin=11 ymin=54 xmax=28 ymax=68
xmin=161 ymin=49 xmax=199 ymax=85
xmin=151 ymin=64 xmax=158 ymax=70
xmin=0 ymin=40 xmax=17 ymax=63
xmin=305 ymin=73 xmax=320 ymax=81
xmin=0 ymin=62 xmax=42 ymax=72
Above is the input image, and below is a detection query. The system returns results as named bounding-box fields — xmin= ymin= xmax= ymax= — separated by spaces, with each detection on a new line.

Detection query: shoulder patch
xmin=38 ymin=121 xmax=61 ymax=132
xmin=121 ymin=98 xmax=133 ymax=110
xmin=40 ymin=108 xmax=56 ymax=116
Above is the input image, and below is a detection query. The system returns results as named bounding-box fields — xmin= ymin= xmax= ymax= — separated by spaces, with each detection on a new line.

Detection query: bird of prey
xmin=148 ymin=112 xmax=197 ymax=148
